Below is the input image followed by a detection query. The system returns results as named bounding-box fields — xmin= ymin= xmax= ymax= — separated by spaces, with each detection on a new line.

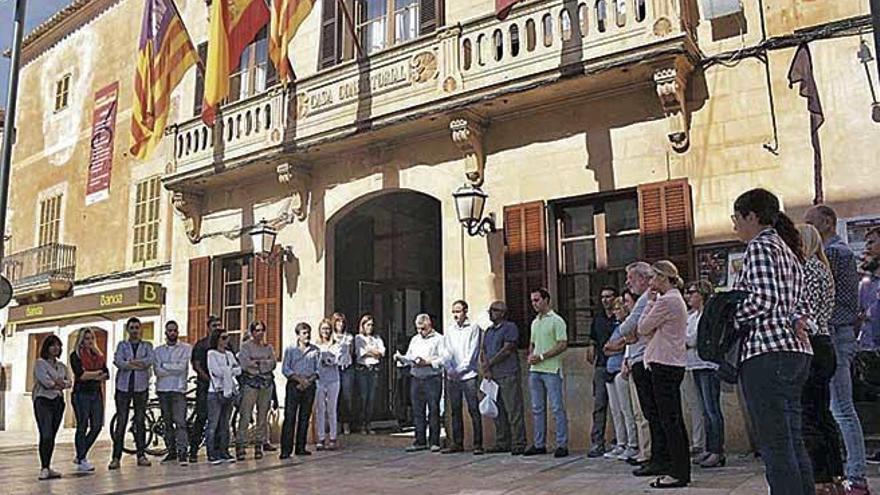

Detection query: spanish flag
xmin=202 ymin=0 xmax=271 ymax=126
xmin=130 ymin=0 xmax=199 ymax=160
xmin=269 ymin=0 xmax=316 ymax=84
xmin=496 ymin=0 xmax=520 ymax=20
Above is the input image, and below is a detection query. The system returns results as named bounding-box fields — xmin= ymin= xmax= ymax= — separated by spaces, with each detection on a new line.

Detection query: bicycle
xmin=111 ymin=377 xmax=260 ymax=457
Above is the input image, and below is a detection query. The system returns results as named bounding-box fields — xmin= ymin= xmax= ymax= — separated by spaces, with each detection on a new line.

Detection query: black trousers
xmin=34 ymin=397 xmax=64 ymax=469
xmin=632 ymin=361 xmax=665 ymax=468
xmin=281 ymin=382 xmax=316 ymax=455
xmin=649 ymin=363 xmax=690 ymax=483
xmin=802 ymin=334 xmax=845 ymax=483
xmin=112 ymin=390 xmax=148 ymax=459
xmin=189 ymin=381 xmax=209 ymax=456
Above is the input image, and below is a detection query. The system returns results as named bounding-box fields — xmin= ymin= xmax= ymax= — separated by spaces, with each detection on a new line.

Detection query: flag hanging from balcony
xmin=496 ymin=0 xmax=520 ymax=20
xmin=202 ymin=0 xmax=271 ymax=126
xmin=129 ymin=0 xmax=200 ymax=160
xmin=269 ymin=0 xmax=316 ymax=84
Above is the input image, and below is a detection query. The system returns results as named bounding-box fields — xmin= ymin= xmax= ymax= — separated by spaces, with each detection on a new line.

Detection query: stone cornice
xmin=16 ymin=0 xmax=122 ymax=67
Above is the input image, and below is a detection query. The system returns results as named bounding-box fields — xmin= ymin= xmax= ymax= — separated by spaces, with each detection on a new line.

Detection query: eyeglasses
xmin=252 ymin=327 xmax=265 ymax=333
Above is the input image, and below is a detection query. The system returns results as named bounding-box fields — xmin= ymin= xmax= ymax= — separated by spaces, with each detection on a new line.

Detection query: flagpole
xmin=336 ymin=0 xmax=364 ymax=59
xmin=0 ymin=0 xmax=28 ymax=263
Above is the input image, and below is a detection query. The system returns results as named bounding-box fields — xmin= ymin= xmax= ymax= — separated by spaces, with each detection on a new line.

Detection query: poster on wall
xmin=695 ymin=242 xmax=746 ymax=290
xmin=85 ymin=81 xmax=119 ymax=206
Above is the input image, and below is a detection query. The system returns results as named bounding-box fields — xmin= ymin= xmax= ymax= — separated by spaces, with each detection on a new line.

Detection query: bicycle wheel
xmin=109 ymin=408 xmax=156 ymax=456
xmin=144 ymin=406 xmax=167 ymax=457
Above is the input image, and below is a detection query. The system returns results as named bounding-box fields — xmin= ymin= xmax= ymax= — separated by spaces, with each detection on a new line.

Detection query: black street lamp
xmin=858 ymin=38 xmax=880 ymax=122
xmin=453 ymin=184 xmax=496 ymax=237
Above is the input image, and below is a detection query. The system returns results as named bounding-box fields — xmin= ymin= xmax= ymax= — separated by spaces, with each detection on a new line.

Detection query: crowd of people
xmin=29 ymin=188 xmax=880 ymax=494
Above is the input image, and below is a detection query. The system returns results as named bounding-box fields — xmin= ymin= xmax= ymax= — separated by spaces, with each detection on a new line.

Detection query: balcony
xmin=1 ymin=243 xmax=76 ymax=304
xmin=166 ymin=0 xmax=696 ymax=186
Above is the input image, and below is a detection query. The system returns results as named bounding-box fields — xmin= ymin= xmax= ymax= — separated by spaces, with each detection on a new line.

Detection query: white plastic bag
xmin=479 ymin=378 xmax=499 ymax=418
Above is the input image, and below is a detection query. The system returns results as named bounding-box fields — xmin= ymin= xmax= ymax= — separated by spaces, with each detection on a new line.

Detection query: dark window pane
xmin=225 ymin=283 xmax=242 ymax=307
xmin=224 ymin=261 xmax=242 ymax=282
xmin=224 ymin=309 xmax=241 ymax=333
xmin=559 ymin=204 xmax=594 ymax=237
xmin=607 ymin=234 xmax=640 ymax=268
xmin=605 ymin=198 xmax=639 ymax=233
xmin=562 ymin=240 xmax=595 ymax=273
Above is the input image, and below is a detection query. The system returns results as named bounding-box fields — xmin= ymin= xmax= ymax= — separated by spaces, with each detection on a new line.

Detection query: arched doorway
xmin=329 ymin=190 xmax=442 ymax=427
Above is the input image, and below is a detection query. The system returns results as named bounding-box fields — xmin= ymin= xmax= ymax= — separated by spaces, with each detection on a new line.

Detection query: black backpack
xmin=697 ymin=290 xmax=749 ymax=384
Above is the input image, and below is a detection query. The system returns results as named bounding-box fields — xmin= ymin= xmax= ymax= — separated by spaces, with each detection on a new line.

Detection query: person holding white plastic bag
xmin=481 ymin=301 xmax=527 ymax=455
xmin=441 ymin=300 xmax=483 ymax=455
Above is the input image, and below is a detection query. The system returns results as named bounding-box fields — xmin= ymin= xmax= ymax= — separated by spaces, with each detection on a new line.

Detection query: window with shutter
xmin=254 ymin=248 xmax=284 ymax=359
xmin=187 ymin=256 xmax=212 ymax=343
xmin=319 ymin=0 xmax=340 ymax=69
xmin=193 ymin=43 xmax=208 ymax=117
xmin=419 ymin=0 xmax=443 ymax=35
xmin=504 ymin=201 xmax=547 ymax=348
xmin=638 ymin=179 xmax=694 ymax=281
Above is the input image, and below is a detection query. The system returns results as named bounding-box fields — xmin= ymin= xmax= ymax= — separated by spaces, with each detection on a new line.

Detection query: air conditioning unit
xmin=701 ymin=0 xmax=743 ymax=20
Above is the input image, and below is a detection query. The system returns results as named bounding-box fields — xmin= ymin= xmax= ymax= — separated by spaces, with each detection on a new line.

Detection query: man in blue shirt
xmin=481 ymin=301 xmax=527 ymax=455
xmin=805 ymin=205 xmax=871 ymax=495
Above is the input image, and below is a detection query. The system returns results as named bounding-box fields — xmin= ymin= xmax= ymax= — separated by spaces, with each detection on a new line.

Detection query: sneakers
xmin=603 ymin=446 xmax=625 ymax=459
xmin=441 ymin=445 xmax=463 ymax=454
xmin=178 ymin=457 xmax=189 ymax=467
xmin=161 ymin=453 xmax=178 ymax=464
xmin=327 ymin=440 xmax=337 ymax=451
xmin=554 ymin=447 xmax=569 ymax=458
xmin=254 ymin=446 xmax=264 ymax=460
xmin=473 ymin=447 xmax=484 ymax=456
xmin=587 ymin=444 xmax=605 ymax=458
xmin=430 ymin=445 xmax=441 ymax=453
xmin=406 ymin=444 xmax=429 ymax=452
xmin=867 ymin=452 xmax=880 ymax=466
xmin=137 ymin=456 xmax=152 ymax=467
xmin=522 ymin=445 xmax=547 ymax=456
xmin=108 ymin=459 xmax=121 ymax=470
xmin=316 ymin=441 xmax=325 ymax=451
xmin=38 ymin=468 xmax=62 ymax=481
xmin=188 ymin=452 xmax=199 ymax=464
xmin=263 ymin=443 xmax=278 ymax=452
xmin=844 ymin=480 xmax=872 ymax=495
xmin=221 ymin=452 xmax=236 ymax=463
xmin=294 ymin=450 xmax=312 ymax=456
xmin=619 ymin=447 xmax=639 ymax=461
xmin=236 ymin=447 xmax=247 ymax=461
xmin=485 ymin=446 xmax=510 ymax=454
xmin=208 ymin=456 xmax=223 ymax=465
xmin=77 ymin=459 xmax=96 ymax=473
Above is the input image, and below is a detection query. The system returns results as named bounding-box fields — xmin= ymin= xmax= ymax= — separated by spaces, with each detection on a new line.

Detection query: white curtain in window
xmin=394 ymin=4 xmax=418 ymax=43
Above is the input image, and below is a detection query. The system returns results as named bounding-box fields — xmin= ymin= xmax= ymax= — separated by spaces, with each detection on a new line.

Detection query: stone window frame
xmin=53 ymin=73 xmax=71 ymax=113
xmin=132 ymin=176 xmax=162 ymax=265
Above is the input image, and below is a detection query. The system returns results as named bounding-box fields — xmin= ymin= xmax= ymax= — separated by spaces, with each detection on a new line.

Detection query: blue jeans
xmin=356 ymin=366 xmax=379 ymax=428
xmin=740 ymin=352 xmax=813 ymax=495
xmin=830 ymin=325 xmax=868 ymax=484
xmin=73 ymin=390 xmax=104 ymax=462
xmin=411 ymin=375 xmax=442 ymax=447
xmin=693 ymin=369 xmax=724 ymax=454
xmin=528 ymin=371 xmax=568 ymax=449
xmin=206 ymin=392 xmax=234 ymax=458
xmin=338 ymin=366 xmax=355 ymax=424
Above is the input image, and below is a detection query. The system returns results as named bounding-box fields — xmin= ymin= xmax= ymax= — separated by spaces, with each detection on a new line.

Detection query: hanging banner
xmin=86 ymin=81 xmax=119 ymax=205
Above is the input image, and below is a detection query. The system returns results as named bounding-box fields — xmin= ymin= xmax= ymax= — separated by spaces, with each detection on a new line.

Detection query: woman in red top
xmin=69 ymin=327 xmax=109 ymax=473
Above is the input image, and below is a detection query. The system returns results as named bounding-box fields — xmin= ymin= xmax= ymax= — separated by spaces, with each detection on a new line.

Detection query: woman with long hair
xmin=69 ymin=328 xmax=109 ymax=473
xmin=206 ymin=328 xmax=241 ymax=464
xmin=332 ymin=312 xmax=355 ymax=435
xmin=685 ymin=280 xmax=726 ymax=468
xmin=315 ymin=318 xmax=341 ymax=450
xmin=355 ymin=314 xmax=385 ymax=434
xmin=799 ymin=223 xmax=845 ymax=494
xmin=236 ymin=320 xmax=276 ymax=461
xmin=637 ymin=260 xmax=691 ymax=488
xmin=732 ymin=188 xmax=813 ymax=494
xmin=32 ymin=335 xmax=71 ymax=480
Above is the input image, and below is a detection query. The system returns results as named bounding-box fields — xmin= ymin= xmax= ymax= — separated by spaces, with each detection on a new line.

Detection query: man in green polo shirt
xmin=523 ymin=288 xmax=569 ymax=458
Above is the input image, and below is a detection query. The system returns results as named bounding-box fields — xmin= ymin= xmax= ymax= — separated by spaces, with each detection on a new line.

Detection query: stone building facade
xmin=1 ymin=0 xmax=879 ymax=452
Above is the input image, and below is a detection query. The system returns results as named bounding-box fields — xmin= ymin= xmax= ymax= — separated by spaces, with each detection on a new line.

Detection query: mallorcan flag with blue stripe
xmin=130 ymin=0 xmax=199 ymax=160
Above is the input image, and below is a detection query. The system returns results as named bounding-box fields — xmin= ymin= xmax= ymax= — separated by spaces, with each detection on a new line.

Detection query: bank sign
xmin=8 ymin=281 xmax=163 ymax=326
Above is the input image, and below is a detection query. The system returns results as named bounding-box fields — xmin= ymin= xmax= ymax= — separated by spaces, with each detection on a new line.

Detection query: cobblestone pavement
xmin=2 ymin=436 xmax=877 ymax=495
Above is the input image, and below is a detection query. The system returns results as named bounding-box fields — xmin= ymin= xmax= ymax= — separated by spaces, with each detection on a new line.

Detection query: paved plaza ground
xmin=6 ymin=434 xmax=879 ymax=495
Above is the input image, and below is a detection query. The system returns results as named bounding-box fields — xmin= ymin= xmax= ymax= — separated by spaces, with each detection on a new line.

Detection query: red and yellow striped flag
xmin=269 ymin=0 xmax=316 ymax=83
xmin=202 ymin=0 xmax=271 ymax=126
xmin=130 ymin=0 xmax=199 ymax=160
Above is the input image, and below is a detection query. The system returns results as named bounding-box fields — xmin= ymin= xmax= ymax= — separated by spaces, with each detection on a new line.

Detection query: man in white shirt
xmin=153 ymin=321 xmax=192 ymax=466
xmin=442 ymin=300 xmax=483 ymax=455
xmin=396 ymin=314 xmax=444 ymax=452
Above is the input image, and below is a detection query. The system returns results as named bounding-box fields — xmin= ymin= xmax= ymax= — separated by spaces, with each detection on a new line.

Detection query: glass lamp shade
xmin=250 ymin=219 xmax=277 ymax=257
xmin=453 ymin=184 xmax=488 ymax=227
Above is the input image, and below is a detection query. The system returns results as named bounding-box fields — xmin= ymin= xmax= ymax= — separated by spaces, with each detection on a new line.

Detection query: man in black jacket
xmin=586 ymin=286 xmax=618 ymax=458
